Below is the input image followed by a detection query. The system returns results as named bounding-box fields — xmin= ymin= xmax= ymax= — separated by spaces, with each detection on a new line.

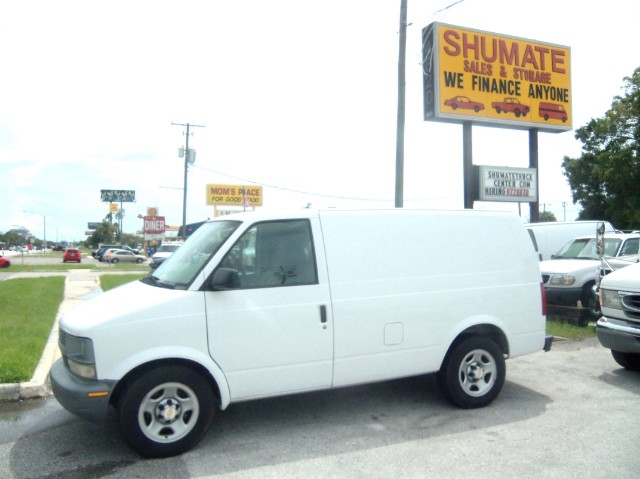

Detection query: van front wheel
xmin=118 ymin=365 xmax=215 ymax=458
xmin=437 ymin=336 xmax=505 ymax=408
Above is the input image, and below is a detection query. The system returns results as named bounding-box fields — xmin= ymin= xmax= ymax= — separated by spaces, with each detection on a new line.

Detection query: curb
xmin=0 ymin=271 xmax=102 ymax=402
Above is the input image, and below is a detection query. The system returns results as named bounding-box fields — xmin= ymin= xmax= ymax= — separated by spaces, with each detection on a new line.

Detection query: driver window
xmin=219 ymin=220 xmax=317 ymax=289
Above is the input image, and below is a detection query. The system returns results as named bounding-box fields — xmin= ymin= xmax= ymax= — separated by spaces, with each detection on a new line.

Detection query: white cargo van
xmin=526 ymin=221 xmax=615 ymax=261
xmin=51 ymin=209 xmax=550 ymax=458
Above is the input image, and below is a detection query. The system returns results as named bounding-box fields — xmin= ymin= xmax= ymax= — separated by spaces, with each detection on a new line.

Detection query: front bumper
xmin=543 ymin=286 xmax=583 ymax=306
xmin=49 ymin=359 xmax=117 ymax=424
xmin=596 ymin=316 xmax=640 ymax=354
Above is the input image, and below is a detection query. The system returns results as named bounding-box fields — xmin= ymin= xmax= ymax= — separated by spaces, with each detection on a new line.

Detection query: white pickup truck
xmin=596 ymin=262 xmax=640 ymax=370
xmin=540 ymin=233 xmax=639 ymax=324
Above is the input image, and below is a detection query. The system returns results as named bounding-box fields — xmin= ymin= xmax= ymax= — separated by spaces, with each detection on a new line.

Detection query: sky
xmin=1 ymin=0 xmax=639 ymax=243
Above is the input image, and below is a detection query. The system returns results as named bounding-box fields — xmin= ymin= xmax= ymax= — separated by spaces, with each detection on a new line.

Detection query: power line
xmin=191 ymin=164 xmax=460 ymax=204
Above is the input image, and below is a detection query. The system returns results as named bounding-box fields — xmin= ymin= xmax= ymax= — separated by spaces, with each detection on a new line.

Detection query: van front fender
xmin=104 ymin=346 xmax=231 ymax=410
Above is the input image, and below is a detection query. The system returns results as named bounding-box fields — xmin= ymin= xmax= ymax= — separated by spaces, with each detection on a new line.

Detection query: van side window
xmin=219 ymin=220 xmax=317 ymax=289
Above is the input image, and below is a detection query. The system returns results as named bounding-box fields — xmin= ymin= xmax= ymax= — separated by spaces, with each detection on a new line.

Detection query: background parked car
xmin=149 ymin=243 xmax=182 ymax=269
xmin=63 ymin=248 xmax=82 ymax=263
xmin=540 ymin=233 xmax=640 ymax=324
xmin=0 ymin=256 xmax=11 ymax=268
xmin=103 ymin=249 xmax=146 ymax=264
xmin=93 ymin=244 xmax=140 ymax=261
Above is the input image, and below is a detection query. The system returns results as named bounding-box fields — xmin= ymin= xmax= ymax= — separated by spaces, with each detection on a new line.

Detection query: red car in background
xmin=444 ymin=95 xmax=485 ymax=113
xmin=63 ymin=248 xmax=82 ymax=263
xmin=0 ymin=256 xmax=10 ymax=268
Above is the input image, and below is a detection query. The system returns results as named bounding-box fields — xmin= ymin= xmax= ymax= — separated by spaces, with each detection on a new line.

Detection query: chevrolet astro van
xmin=51 ymin=209 xmax=551 ymax=457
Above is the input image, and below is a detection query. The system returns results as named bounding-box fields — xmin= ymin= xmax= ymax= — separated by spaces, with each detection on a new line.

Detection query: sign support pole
xmin=529 ymin=128 xmax=540 ymax=222
xmin=463 ymin=122 xmax=474 ymax=209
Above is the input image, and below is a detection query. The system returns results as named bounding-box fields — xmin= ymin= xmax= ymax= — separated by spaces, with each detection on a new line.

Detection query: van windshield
xmin=143 ymin=220 xmax=240 ymax=289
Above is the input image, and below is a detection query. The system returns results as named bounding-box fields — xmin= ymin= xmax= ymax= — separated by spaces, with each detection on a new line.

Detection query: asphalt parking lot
xmin=1 ymin=251 xmax=638 ymax=478
xmin=0 ymin=335 xmax=638 ymax=479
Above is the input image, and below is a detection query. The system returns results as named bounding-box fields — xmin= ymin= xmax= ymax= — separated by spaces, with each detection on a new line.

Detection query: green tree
xmin=88 ymin=221 xmax=118 ymax=248
xmin=539 ymin=210 xmax=557 ymax=222
xmin=562 ymin=67 xmax=640 ymax=230
xmin=121 ymin=233 xmax=142 ymax=250
xmin=1 ymin=231 xmax=23 ymax=248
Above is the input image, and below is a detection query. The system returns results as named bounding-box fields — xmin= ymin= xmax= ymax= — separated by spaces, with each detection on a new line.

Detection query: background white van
xmin=526 ymin=221 xmax=615 ymax=261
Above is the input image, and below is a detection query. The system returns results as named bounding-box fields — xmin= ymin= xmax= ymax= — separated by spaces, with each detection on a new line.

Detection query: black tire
xmin=118 ymin=365 xmax=215 ymax=458
xmin=112 ymin=258 xmax=119 ymax=263
xmin=515 ymin=109 xmax=521 ymax=117
xmin=451 ymin=104 xmax=458 ymax=110
xmin=578 ymin=283 xmax=601 ymax=326
xmin=437 ymin=336 xmax=505 ymax=408
xmin=544 ymin=114 xmax=549 ymax=121
xmin=495 ymin=107 xmax=502 ymax=113
xmin=136 ymin=258 xmax=144 ymax=263
xmin=611 ymin=351 xmax=640 ymax=371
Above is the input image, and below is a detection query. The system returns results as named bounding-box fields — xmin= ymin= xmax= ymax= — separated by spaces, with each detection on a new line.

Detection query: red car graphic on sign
xmin=444 ymin=96 xmax=485 ymax=113
xmin=491 ymin=97 xmax=530 ymax=117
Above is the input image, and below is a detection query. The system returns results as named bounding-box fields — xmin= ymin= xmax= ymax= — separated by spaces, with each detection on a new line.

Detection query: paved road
xmin=0 ymin=336 xmax=638 ymax=479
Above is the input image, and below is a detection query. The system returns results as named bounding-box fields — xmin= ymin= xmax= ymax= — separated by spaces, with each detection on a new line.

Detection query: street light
xmin=23 ymin=211 xmax=47 ymax=250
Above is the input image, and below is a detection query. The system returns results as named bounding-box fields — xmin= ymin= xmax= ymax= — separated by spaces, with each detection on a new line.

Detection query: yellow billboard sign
xmin=206 ymin=184 xmax=263 ymax=207
xmin=422 ymin=22 xmax=571 ymax=132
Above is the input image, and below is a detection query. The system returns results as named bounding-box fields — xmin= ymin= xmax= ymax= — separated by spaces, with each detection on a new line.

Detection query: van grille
xmin=620 ymin=292 xmax=640 ymax=320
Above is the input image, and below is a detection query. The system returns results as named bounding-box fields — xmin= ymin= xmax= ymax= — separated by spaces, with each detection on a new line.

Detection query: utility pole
xmin=172 ymin=122 xmax=204 ymax=240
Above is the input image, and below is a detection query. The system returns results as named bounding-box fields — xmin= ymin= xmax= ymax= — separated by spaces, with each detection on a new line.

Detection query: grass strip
xmin=99 ymin=273 xmax=147 ymax=291
xmin=0 ymin=277 xmax=65 ymax=383
xmin=6 ymin=264 xmax=148 ymax=273
xmin=546 ymin=316 xmax=596 ymax=340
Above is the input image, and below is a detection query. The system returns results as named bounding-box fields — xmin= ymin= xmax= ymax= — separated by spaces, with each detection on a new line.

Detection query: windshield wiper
xmin=141 ymin=274 xmax=175 ymax=290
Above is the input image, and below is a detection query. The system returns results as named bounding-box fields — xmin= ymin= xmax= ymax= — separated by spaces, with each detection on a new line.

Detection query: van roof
xmin=209 ymin=208 xmax=519 ymax=224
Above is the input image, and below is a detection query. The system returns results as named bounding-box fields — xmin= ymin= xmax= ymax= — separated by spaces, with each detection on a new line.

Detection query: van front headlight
xmin=600 ymin=289 xmax=622 ymax=310
xmin=60 ymin=331 xmax=97 ymax=380
xmin=548 ymin=274 xmax=576 ymax=286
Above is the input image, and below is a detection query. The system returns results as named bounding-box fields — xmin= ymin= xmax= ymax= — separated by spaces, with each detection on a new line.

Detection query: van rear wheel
xmin=437 ymin=336 xmax=505 ymax=408
xmin=118 ymin=365 xmax=215 ymax=458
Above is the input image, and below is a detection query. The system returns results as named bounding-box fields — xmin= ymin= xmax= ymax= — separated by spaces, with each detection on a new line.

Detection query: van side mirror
xmin=210 ymin=267 xmax=241 ymax=290
xmin=596 ymin=222 xmax=605 ymax=257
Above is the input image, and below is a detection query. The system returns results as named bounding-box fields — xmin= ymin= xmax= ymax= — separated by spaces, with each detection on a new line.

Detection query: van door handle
xmin=320 ymin=305 xmax=327 ymax=323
